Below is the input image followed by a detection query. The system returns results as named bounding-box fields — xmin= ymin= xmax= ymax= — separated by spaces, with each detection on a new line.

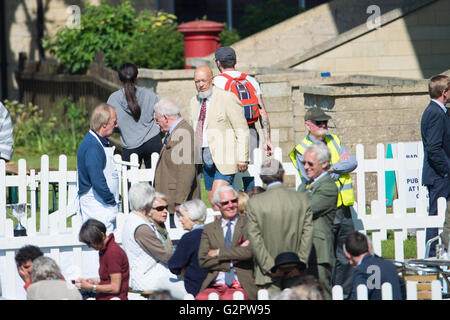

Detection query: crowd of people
xmin=7 ymin=48 xmax=450 ymax=301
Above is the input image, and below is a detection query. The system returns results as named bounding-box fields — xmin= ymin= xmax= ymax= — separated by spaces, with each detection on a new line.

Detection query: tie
xmin=224 ymin=222 xmax=235 ymax=286
xmin=163 ymin=132 xmax=169 ymax=145
xmin=196 ymin=99 xmax=207 ymax=146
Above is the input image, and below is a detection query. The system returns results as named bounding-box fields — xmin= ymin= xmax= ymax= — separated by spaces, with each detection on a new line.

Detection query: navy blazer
xmin=168 ymin=228 xmax=208 ymax=296
xmin=348 ymin=254 xmax=405 ymax=300
xmin=420 ymin=100 xmax=450 ymax=185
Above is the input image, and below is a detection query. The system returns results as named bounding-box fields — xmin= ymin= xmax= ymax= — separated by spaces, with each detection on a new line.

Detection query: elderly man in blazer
xmin=153 ymin=98 xmax=200 ymax=227
xmin=420 ymin=74 xmax=450 ymax=256
xmin=197 ymin=185 xmax=258 ymax=300
xmin=246 ymin=159 xmax=313 ymax=296
xmin=189 ymin=65 xmax=249 ymax=206
xmin=297 ymin=143 xmax=338 ymax=300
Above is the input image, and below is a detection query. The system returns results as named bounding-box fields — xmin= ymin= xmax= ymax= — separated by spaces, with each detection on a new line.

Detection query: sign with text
xmin=387 ymin=142 xmax=428 ymax=208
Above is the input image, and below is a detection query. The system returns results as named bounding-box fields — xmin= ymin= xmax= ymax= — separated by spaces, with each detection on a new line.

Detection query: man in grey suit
xmin=247 ymin=159 xmax=313 ymax=296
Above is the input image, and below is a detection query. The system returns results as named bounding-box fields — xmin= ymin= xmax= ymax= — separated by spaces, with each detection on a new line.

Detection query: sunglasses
xmin=301 ymin=161 xmax=315 ymax=167
xmin=219 ymin=198 xmax=238 ymax=206
xmin=152 ymin=205 xmax=168 ymax=212
xmin=313 ymin=120 xmax=328 ymax=126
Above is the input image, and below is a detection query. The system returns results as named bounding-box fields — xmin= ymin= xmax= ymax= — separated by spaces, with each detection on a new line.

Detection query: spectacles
xmin=313 ymin=120 xmax=328 ymax=126
xmin=219 ymin=198 xmax=238 ymax=206
xmin=152 ymin=205 xmax=168 ymax=212
xmin=301 ymin=161 xmax=314 ymax=167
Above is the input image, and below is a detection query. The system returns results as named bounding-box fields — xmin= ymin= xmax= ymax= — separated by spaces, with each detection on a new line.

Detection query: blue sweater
xmin=77 ymin=130 xmax=116 ymax=205
xmin=168 ymin=228 xmax=208 ymax=296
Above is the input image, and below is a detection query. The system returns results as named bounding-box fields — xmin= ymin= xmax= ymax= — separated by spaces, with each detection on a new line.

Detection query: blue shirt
xmin=77 ymin=130 xmax=116 ymax=205
xmin=169 ymin=117 xmax=183 ymax=135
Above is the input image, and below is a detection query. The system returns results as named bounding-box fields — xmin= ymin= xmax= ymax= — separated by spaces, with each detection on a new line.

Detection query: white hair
xmin=154 ymin=97 xmax=181 ymax=117
xmin=305 ymin=142 xmax=331 ymax=166
xmin=179 ymin=199 xmax=207 ymax=223
xmin=153 ymin=191 xmax=168 ymax=203
xmin=212 ymin=185 xmax=238 ymax=205
xmin=129 ymin=183 xmax=155 ymax=212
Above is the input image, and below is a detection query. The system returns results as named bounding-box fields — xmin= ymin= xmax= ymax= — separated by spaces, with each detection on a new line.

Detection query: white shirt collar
xmin=432 ymin=99 xmax=448 ymax=113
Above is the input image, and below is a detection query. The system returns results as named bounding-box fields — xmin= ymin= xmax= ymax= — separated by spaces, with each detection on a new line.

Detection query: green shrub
xmin=109 ymin=10 xmax=184 ymax=70
xmin=3 ymin=98 xmax=89 ymax=155
xmin=219 ymin=25 xmax=241 ymax=47
xmin=42 ymin=0 xmax=184 ymax=73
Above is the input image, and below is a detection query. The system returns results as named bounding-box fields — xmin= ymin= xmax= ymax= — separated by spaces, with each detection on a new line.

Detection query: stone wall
xmin=293 ymin=75 xmax=431 ymax=203
xmin=292 ymin=0 xmax=450 ymax=79
xmin=203 ymin=0 xmax=420 ymax=69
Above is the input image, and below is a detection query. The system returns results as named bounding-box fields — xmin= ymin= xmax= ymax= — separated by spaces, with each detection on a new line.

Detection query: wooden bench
xmin=404 ymin=274 xmax=439 ymax=300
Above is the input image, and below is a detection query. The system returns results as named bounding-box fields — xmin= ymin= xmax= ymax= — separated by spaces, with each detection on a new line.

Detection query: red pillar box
xmin=177 ymin=20 xmax=225 ymax=69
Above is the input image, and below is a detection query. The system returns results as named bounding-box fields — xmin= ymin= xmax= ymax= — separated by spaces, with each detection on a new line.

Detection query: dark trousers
xmin=122 ymin=134 xmax=163 ymax=169
xmin=331 ymin=205 xmax=355 ymax=299
xmin=426 ymin=176 xmax=450 ymax=257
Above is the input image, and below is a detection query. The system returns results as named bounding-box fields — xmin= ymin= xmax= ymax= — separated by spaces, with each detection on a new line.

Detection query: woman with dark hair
xmin=77 ymin=219 xmax=130 ymax=300
xmin=107 ymin=62 xmax=162 ymax=168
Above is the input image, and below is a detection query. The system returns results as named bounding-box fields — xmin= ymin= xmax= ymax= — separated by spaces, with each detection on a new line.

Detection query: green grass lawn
xmin=12 ymin=150 xmax=77 ymax=170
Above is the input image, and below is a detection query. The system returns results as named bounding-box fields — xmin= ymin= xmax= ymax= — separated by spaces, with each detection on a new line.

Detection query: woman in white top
xmin=121 ymin=183 xmax=187 ymax=299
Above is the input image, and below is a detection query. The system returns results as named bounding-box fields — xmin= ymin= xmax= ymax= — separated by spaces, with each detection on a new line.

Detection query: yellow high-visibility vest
xmin=289 ymin=134 xmax=354 ymax=207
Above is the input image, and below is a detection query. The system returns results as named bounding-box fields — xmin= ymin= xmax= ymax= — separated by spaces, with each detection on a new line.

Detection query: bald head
xmin=194 ymin=65 xmax=214 ymax=97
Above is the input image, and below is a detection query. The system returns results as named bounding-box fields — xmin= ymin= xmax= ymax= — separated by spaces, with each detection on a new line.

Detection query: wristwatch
xmin=92 ymin=284 xmax=97 ymax=293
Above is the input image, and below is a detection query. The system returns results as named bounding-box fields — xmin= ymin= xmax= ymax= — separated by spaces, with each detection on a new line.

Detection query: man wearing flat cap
xmin=213 ymin=46 xmax=272 ymax=192
xmin=289 ymin=107 xmax=357 ymax=299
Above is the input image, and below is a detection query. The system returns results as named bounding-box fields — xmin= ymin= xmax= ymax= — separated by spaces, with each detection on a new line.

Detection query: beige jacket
xmin=189 ymin=87 xmax=249 ymax=175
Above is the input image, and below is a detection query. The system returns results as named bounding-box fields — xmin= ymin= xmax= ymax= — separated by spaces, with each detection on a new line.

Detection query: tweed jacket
xmin=154 ymin=119 xmax=200 ymax=213
xmin=198 ymin=215 xmax=258 ymax=300
xmin=298 ymin=173 xmax=338 ymax=265
xmin=246 ymin=184 xmax=313 ymax=286
xmin=189 ymin=87 xmax=249 ymax=175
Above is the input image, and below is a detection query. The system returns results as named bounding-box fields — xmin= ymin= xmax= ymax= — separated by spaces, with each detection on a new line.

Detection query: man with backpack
xmin=213 ymin=47 xmax=272 ymax=191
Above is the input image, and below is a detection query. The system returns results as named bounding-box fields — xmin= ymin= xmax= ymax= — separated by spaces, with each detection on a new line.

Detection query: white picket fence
xmin=184 ymin=280 xmax=444 ymax=300
xmin=0 ymin=143 xmax=446 ymax=300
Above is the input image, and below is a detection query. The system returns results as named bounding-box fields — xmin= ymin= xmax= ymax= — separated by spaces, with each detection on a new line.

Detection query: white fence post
xmin=332 ymin=285 xmax=344 ymax=300
xmin=406 ymin=281 xmax=418 ymax=300
xmin=381 ymin=282 xmax=393 ymax=300
xmin=257 ymin=289 xmax=270 ymax=300
xmin=356 ymin=284 xmax=368 ymax=300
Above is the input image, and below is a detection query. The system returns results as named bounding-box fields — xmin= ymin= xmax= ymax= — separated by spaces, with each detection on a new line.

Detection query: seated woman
xmin=168 ymin=199 xmax=208 ymax=296
xmin=121 ymin=183 xmax=187 ymax=299
xmin=77 ymin=219 xmax=130 ymax=300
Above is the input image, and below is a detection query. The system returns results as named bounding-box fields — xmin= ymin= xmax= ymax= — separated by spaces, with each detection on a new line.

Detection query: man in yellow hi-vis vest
xmin=289 ymin=107 xmax=358 ymax=299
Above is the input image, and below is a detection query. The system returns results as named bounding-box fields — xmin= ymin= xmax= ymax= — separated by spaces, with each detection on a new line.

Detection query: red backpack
xmin=221 ymin=73 xmax=260 ymax=125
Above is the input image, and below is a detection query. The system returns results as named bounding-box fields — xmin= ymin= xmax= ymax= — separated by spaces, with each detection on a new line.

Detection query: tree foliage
xmin=42 ymin=0 xmax=184 ymax=73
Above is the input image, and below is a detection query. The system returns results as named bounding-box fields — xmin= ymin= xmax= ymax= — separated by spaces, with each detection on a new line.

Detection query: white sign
xmin=390 ymin=142 xmax=428 ymax=208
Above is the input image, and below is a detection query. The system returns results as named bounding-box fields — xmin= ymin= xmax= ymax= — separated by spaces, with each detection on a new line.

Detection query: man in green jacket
xmin=298 ymin=143 xmax=338 ymax=300
xmin=247 ymin=159 xmax=313 ymax=296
